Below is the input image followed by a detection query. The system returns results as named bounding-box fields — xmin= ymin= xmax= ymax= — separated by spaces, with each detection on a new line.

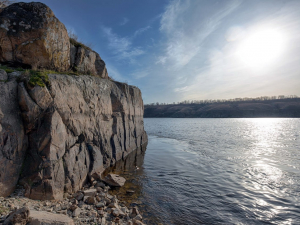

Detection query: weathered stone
xmin=83 ymin=189 xmax=97 ymax=197
xmin=112 ymin=209 xmax=119 ymax=217
xmin=132 ymin=219 xmax=145 ymax=225
xmin=75 ymin=193 xmax=84 ymax=201
xmin=130 ymin=207 xmax=140 ymax=218
xmin=70 ymin=45 xmax=108 ymax=78
xmin=72 ymin=208 xmax=81 ymax=217
xmin=27 ymin=85 xmax=53 ymax=110
xmin=96 ymin=202 xmax=105 ymax=208
xmin=3 ymin=206 xmax=30 ymax=225
xmin=85 ymin=196 xmax=95 ymax=205
xmin=69 ymin=205 xmax=77 ymax=212
xmin=133 ymin=214 xmax=143 ymax=221
xmin=0 ymin=2 xmax=70 ymax=71
xmin=0 ymin=79 xmax=28 ymax=197
xmin=18 ymin=82 xmax=41 ymax=133
xmin=95 ymin=182 xmax=106 ymax=189
xmin=104 ymin=174 xmax=126 ymax=187
xmin=29 ymin=210 xmax=74 ymax=225
xmin=0 ymin=69 xmax=7 ymax=80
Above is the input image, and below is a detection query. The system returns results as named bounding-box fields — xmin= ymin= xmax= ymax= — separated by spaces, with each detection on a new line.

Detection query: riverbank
xmin=144 ymin=98 xmax=300 ymax=118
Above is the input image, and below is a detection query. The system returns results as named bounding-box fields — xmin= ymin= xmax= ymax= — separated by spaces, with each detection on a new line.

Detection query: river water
xmin=108 ymin=118 xmax=300 ymax=225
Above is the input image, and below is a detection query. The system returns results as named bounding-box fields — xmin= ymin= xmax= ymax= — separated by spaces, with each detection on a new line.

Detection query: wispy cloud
xmin=101 ymin=26 xmax=145 ymax=63
xmin=130 ymin=69 xmax=150 ymax=79
xmin=158 ymin=0 xmax=241 ymax=70
xmin=120 ymin=17 xmax=129 ymax=26
xmin=134 ymin=26 xmax=151 ymax=37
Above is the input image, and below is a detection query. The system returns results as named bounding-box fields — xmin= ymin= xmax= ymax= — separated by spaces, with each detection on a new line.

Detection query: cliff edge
xmin=0 ymin=2 xmax=147 ymax=200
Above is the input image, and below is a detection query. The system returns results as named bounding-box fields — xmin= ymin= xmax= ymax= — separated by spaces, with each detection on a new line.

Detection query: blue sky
xmin=22 ymin=0 xmax=300 ymax=104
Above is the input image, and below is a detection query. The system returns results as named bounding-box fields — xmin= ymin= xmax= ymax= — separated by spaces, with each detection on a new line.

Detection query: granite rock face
xmin=0 ymin=2 xmax=70 ymax=71
xmin=19 ymin=74 xmax=147 ymax=200
xmin=70 ymin=45 xmax=108 ymax=78
xmin=0 ymin=2 xmax=109 ymax=78
xmin=0 ymin=76 xmax=28 ymax=197
xmin=0 ymin=2 xmax=147 ymax=200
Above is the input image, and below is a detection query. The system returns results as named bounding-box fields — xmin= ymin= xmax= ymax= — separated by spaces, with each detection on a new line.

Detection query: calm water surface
xmin=109 ymin=118 xmax=300 ymax=225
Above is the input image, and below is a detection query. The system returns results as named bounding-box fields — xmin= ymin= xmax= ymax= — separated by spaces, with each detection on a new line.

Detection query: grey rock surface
xmin=70 ymin=45 xmax=108 ymax=78
xmin=0 ymin=69 xmax=7 ymax=80
xmin=0 ymin=78 xmax=28 ymax=197
xmin=19 ymin=74 xmax=147 ymax=200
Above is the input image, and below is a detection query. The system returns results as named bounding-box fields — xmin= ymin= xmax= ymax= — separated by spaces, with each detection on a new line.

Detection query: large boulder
xmin=0 ymin=77 xmax=28 ymax=197
xmin=70 ymin=44 xmax=108 ymax=78
xmin=0 ymin=2 xmax=70 ymax=71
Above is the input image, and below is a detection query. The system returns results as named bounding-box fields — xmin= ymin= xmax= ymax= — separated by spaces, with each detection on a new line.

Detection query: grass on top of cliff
xmin=25 ymin=70 xmax=51 ymax=87
xmin=70 ymin=38 xmax=93 ymax=52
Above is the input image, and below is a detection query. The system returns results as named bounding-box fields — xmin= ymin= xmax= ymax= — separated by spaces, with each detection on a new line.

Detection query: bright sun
xmin=236 ymin=28 xmax=286 ymax=69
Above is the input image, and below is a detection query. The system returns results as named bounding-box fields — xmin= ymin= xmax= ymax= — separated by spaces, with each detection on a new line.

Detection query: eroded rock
xmin=0 ymin=2 xmax=70 ymax=71
xmin=70 ymin=45 xmax=108 ymax=78
xmin=0 ymin=78 xmax=28 ymax=197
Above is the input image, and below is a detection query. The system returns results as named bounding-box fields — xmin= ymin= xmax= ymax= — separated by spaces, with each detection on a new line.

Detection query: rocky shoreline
xmin=0 ymin=176 xmax=145 ymax=225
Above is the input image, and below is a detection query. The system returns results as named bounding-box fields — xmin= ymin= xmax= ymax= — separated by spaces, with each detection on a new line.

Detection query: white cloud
xmin=134 ymin=26 xmax=151 ymax=37
xmin=158 ymin=0 xmax=241 ymax=70
xmin=120 ymin=17 xmax=129 ymax=26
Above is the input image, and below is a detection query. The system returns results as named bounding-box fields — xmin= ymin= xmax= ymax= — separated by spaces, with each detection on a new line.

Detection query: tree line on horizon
xmin=146 ymin=95 xmax=300 ymax=106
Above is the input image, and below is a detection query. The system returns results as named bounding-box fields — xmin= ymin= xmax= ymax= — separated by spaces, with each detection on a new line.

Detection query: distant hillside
xmin=144 ymin=98 xmax=300 ymax=118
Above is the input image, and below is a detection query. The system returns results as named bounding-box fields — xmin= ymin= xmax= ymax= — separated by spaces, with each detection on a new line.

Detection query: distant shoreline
xmin=144 ymin=98 xmax=300 ymax=118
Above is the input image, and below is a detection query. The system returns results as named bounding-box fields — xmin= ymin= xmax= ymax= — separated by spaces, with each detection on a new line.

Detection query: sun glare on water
xmin=236 ymin=27 xmax=286 ymax=69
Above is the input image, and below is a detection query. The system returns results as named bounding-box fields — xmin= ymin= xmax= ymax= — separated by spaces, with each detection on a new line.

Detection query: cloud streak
xmin=158 ymin=0 xmax=241 ymax=70
xmin=120 ymin=17 xmax=129 ymax=26
xmin=101 ymin=26 xmax=145 ymax=63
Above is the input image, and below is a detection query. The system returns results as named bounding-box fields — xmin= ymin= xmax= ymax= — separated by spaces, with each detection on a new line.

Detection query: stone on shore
xmin=3 ymin=207 xmax=30 ymax=225
xmin=103 ymin=174 xmax=126 ymax=187
xmin=28 ymin=210 xmax=74 ymax=225
xmin=83 ymin=189 xmax=97 ymax=197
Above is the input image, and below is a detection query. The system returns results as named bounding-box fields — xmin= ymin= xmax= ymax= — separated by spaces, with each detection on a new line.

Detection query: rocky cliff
xmin=0 ymin=2 xmax=108 ymax=78
xmin=0 ymin=2 xmax=147 ymax=200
